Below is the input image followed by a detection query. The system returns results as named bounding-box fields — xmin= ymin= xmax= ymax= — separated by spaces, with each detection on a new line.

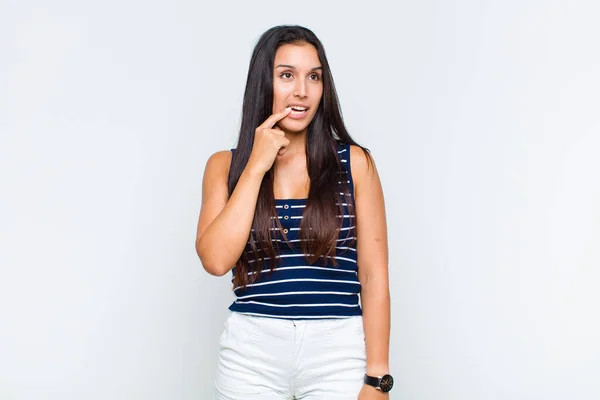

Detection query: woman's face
xmin=272 ymin=42 xmax=323 ymax=133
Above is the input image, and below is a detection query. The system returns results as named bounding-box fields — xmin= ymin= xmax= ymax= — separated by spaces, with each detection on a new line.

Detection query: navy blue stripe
xmin=231 ymin=302 xmax=362 ymax=318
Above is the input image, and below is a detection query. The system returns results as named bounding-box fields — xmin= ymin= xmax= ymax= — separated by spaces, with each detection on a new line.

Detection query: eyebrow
xmin=275 ymin=64 xmax=323 ymax=71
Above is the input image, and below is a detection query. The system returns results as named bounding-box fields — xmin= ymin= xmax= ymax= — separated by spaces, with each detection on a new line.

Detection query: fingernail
xmin=285 ymin=107 xmax=292 ymax=112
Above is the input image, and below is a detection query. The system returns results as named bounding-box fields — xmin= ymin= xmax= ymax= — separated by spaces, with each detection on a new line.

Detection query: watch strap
xmin=363 ymin=374 xmax=382 ymax=388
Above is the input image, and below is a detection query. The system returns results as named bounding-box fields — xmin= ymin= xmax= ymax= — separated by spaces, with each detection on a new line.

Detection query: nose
xmin=293 ymin=78 xmax=307 ymax=98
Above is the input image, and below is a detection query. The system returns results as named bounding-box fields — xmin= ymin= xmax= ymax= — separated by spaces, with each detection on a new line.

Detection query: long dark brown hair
xmin=228 ymin=25 xmax=372 ymax=288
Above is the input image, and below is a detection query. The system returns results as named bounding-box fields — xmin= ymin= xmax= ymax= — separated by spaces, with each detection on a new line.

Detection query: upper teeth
xmin=291 ymin=106 xmax=307 ymax=111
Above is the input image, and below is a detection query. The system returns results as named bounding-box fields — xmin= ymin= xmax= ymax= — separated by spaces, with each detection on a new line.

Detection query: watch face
xmin=379 ymin=374 xmax=394 ymax=393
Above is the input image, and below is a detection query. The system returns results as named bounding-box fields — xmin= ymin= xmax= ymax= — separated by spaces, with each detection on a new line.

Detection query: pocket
xmin=353 ymin=317 xmax=366 ymax=344
xmin=219 ymin=312 xmax=261 ymax=348
xmin=218 ymin=312 xmax=233 ymax=345
xmin=323 ymin=317 xmax=365 ymax=348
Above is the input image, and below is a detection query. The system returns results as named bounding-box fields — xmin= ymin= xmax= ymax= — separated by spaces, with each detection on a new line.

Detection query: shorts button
xmin=283 ymin=228 xmax=289 ymax=234
xmin=284 ymin=204 xmax=289 ymax=209
xmin=284 ymin=215 xmax=289 ymax=220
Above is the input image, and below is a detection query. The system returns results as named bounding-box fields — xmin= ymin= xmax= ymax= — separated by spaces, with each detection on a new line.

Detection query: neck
xmin=279 ymin=128 xmax=307 ymax=156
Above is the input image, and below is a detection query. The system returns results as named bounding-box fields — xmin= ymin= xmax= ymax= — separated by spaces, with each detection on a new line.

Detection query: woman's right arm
xmin=195 ymin=107 xmax=292 ymax=276
xmin=195 ymin=151 xmax=265 ymax=276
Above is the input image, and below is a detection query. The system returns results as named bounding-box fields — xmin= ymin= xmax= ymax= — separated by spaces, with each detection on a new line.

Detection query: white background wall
xmin=1 ymin=0 xmax=599 ymax=399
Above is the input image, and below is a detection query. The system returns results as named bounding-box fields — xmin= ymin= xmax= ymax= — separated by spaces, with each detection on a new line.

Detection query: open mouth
xmin=289 ymin=106 xmax=308 ymax=116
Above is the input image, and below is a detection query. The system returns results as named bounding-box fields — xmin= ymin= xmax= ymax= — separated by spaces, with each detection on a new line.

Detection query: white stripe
xmin=251 ymin=228 xmax=303 ymax=231
xmin=330 ymin=255 xmax=356 ymax=263
xmin=234 ymin=278 xmax=360 ymax=291
xmin=340 ymin=159 xmax=347 ymax=162
xmin=337 ymin=148 xmax=347 ymax=154
xmin=249 ymin=236 xmax=356 ymax=245
xmin=336 ymin=246 xmax=357 ymax=252
xmin=274 ymin=215 xmax=351 ymax=220
xmin=235 ymin=291 xmax=357 ymax=300
xmin=247 ymin=247 xmax=356 ymax=254
xmin=234 ymin=300 xmax=359 ymax=308
xmin=247 ymin=265 xmax=357 ymax=275
xmin=247 ymin=253 xmax=356 ymax=264
xmin=274 ymin=202 xmax=352 ymax=207
xmin=246 ymin=253 xmax=300 ymax=263
xmin=236 ymin=312 xmax=357 ymax=319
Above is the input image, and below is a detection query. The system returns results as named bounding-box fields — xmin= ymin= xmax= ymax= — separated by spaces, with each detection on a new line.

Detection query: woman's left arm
xmin=351 ymin=145 xmax=391 ymax=399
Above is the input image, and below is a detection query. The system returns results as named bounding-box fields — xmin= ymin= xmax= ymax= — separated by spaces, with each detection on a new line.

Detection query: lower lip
xmin=287 ymin=109 xmax=308 ymax=119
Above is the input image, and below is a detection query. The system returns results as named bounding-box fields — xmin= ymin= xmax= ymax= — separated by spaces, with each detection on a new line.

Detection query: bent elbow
xmin=202 ymin=261 xmax=230 ymax=277
xmin=195 ymin=241 xmax=231 ymax=277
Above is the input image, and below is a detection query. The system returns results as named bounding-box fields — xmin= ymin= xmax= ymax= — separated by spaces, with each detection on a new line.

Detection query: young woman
xmin=195 ymin=25 xmax=392 ymax=399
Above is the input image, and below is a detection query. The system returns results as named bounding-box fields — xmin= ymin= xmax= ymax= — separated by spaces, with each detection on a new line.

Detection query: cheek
xmin=312 ymin=90 xmax=323 ymax=112
xmin=313 ymin=85 xmax=323 ymax=103
xmin=272 ymin=90 xmax=283 ymax=113
xmin=273 ymin=84 xmax=291 ymax=103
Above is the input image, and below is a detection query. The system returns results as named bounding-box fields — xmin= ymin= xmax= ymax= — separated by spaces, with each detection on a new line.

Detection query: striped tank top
xmin=228 ymin=142 xmax=361 ymax=320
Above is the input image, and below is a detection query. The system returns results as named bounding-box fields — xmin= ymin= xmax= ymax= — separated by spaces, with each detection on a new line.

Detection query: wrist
xmin=362 ymin=383 xmax=390 ymax=397
xmin=366 ymin=364 xmax=389 ymax=376
xmin=243 ymin=164 xmax=267 ymax=179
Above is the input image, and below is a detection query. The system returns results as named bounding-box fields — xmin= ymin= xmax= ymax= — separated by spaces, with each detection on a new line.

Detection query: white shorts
xmin=214 ymin=311 xmax=367 ymax=399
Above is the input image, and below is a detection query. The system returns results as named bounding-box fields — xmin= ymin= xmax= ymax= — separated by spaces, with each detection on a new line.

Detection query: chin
xmin=281 ymin=121 xmax=310 ymax=133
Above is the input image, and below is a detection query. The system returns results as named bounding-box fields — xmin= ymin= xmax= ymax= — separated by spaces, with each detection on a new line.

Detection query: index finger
xmin=259 ymin=107 xmax=292 ymax=129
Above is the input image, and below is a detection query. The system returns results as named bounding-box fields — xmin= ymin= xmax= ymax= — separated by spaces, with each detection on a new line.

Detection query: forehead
xmin=274 ymin=43 xmax=321 ymax=68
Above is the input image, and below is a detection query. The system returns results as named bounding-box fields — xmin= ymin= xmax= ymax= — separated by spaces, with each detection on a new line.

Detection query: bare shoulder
xmin=349 ymin=144 xmax=377 ymax=192
xmin=202 ymin=150 xmax=233 ymax=197
xmin=204 ymin=150 xmax=233 ymax=178
xmin=206 ymin=150 xmax=233 ymax=171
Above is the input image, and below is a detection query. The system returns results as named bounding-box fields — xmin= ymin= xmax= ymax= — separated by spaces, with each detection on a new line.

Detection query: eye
xmin=280 ymin=72 xmax=293 ymax=79
xmin=309 ymin=73 xmax=321 ymax=81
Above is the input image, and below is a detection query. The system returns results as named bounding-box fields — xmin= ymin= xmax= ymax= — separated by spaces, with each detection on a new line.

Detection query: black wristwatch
xmin=364 ymin=373 xmax=394 ymax=393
